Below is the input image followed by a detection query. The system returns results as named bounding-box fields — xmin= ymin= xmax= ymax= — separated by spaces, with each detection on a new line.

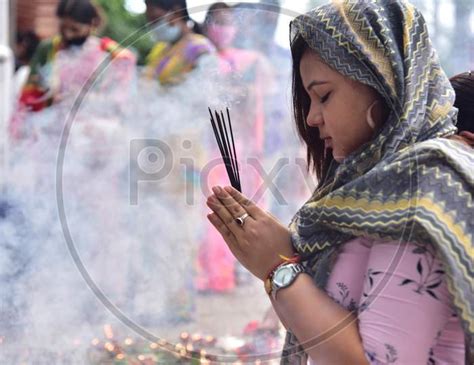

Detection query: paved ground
xmin=155 ymin=277 xmax=284 ymax=364
xmin=165 ymin=278 xmax=275 ymax=339
xmin=0 ymin=277 xmax=283 ymax=364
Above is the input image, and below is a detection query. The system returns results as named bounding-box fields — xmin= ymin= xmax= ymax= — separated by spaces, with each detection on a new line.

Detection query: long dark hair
xmin=291 ymin=35 xmax=334 ymax=182
xmin=450 ymin=72 xmax=474 ymax=134
xmin=145 ymin=0 xmax=202 ymax=34
xmin=56 ymin=0 xmax=100 ymax=25
xmin=16 ymin=30 xmax=40 ymax=66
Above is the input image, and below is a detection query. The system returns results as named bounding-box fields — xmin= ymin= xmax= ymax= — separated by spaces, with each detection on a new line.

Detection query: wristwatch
xmin=265 ymin=262 xmax=306 ymax=300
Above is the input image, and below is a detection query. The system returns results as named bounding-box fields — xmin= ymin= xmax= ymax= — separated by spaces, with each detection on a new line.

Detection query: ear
xmin=369 ymin=97 xmax=389 ymax=131
xmin=459 ymin=131 xmax=474 ymax=147
xmin=366 ymin=100 xmax=378 ymax=129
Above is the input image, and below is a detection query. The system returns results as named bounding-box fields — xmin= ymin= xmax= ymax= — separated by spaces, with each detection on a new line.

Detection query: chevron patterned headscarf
xmin=283 ymin=1 xmax=474 ymax=364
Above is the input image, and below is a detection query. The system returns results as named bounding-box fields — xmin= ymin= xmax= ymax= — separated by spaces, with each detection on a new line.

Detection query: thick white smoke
xmin=1 ymin=6 xmax=313 ymax=363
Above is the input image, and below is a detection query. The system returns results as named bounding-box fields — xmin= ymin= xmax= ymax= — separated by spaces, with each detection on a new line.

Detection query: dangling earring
xmin=366 ymin=100 xmax=379 ymax=130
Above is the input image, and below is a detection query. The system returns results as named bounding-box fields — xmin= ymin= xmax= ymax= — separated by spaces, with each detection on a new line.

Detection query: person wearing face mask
xmin=10 ymin=0 xmax=136 ymax=139
xmin=12 ymin=0 xmax=137 ymax=127
xmin=203 ymin=2 xmax=272 ymax=78
xmin=144 ymin=0 xmax=215 ymax=85
xmin=195 ymin=3 xmax=276 ymax=292
xmin=203 ymin=3 xmax=241 ymax=73
xmin=202 ymin=2 xmax=273 ymax=162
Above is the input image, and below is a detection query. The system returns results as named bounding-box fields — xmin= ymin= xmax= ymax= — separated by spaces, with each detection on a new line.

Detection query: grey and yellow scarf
xmin=283 ymin=1 xmax=474 ymax=363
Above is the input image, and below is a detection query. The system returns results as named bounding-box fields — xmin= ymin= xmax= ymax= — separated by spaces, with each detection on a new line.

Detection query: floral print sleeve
xmin=316 ymin=238 xmax=465 ymax=365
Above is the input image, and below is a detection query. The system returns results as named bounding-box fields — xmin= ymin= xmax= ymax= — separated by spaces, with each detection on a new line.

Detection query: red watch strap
xmin=264 ymin=254 xmax=301 ymax=282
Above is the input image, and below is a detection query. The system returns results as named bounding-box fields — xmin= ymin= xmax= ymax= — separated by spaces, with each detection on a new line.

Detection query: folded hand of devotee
xmin=206 ymin=185 xmax=295 ymax=281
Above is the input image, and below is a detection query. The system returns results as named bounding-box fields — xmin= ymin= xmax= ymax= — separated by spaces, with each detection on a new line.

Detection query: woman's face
xmin=300 ymin=49 xmax=387 ymax=162
xmin=206 ymin=9 xmax=237 ymax=50
xmin=59 ymin=17 xmax=92 ymax=47
xmin=210 ymin=8 xmax=233 ymax=26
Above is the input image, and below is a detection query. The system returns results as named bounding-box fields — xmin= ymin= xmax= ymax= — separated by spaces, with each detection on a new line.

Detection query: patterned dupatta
xmin=282 ymin=1 xmax=474 ymax=364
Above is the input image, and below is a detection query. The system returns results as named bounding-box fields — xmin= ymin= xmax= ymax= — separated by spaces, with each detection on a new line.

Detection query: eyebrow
xmin=306 ymin=80 xmax=328 ymax=92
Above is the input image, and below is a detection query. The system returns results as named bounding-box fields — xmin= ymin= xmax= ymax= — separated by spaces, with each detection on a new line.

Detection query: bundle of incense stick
xmin=208 ymin=107 xmax=241 ymax=192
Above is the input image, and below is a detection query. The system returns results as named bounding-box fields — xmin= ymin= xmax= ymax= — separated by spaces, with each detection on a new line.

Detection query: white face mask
xmin=150 ymin=19 xmax=182 ymax=43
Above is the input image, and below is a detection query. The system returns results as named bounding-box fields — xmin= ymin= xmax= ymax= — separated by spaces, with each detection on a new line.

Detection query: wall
xmin=16 ymin=0 xmax=59 ymax=39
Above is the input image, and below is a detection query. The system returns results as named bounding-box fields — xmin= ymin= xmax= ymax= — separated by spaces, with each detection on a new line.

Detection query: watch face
xmin=274 ymin=266 xmax=294 ymax=287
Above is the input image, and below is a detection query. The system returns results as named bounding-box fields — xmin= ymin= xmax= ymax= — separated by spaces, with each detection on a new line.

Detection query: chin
xmin=332 ymin=150 xmax=346 ymax=163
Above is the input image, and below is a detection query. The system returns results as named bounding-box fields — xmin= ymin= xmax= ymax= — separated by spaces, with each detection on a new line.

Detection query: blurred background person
xmin=203 ymin=1 xmax=273 ymax=179
xmin=133 ymin=0 xmax=218 ymax=322
xmin=14 ymin=30 xmax=39 ymax=71
xmin=6 ymin=0 xmax=138 ymax=319
xmin=196 ymin=2 xmax=238 ymax=294
xmin=233 ymin=1 xmax=307 ymax=223
xmin=17 ymin=0 xmax=135 ymax=113
xmin=13 ymin=30 xmax=40 ymax=101
xmin=196 ymin=2 xmax=276 ymax=291
xmin=203 ymin=2 xmax=259 ymax=76
xmin=10 ymin=0 xmax=136 ymax=140
xmin=233 ymin=0 xmax=280 ymax=53
xmin=450 ymin=71 xmax=474 ymax=146
xmin=143 ymin=0 xmax=215 ymax=85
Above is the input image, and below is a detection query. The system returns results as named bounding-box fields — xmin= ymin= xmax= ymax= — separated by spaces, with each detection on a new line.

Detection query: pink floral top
xmin=309 ymin=237 xmax=465 ymax=364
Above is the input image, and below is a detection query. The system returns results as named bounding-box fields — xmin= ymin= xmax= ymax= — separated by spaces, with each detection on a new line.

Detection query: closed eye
xmin=321 ymin=92 xmax=331 ymax=103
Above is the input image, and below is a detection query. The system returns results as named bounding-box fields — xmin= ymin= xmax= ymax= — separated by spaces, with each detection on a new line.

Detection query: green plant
xmin=95 ymin=0 xmax=153 ymax=65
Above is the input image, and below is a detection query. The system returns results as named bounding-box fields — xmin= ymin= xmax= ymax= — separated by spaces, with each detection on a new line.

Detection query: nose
xmin=306 ymin=102 xmax=323 ymax=128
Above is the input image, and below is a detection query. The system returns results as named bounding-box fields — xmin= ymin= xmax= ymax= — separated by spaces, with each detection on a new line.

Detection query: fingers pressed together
xmin=207 ymin=187 xmax=263 ymax=239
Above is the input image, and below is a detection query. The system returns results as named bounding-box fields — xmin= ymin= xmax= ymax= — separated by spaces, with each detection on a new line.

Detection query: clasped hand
xmin=206 ymin=186 xmax=295 ymax=281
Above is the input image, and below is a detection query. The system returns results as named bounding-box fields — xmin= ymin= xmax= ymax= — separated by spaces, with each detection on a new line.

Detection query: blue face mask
xmin=150 ymin=19 xmax=182 ymax=43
